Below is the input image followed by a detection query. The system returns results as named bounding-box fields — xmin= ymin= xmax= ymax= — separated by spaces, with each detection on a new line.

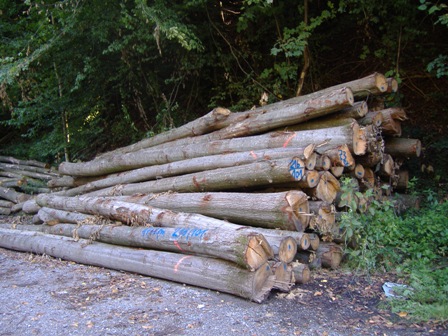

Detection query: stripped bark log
xmin=0 ymin=228 xmax=274 ymax=303
xmin=115 ymin=190 xmax=310 ymax=232
xmin=2 ymin=223 xmax=271 ymax=271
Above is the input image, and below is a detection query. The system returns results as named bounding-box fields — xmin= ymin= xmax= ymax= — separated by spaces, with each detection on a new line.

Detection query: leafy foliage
xmin=338 ymin=177 xmax=448 ymax=322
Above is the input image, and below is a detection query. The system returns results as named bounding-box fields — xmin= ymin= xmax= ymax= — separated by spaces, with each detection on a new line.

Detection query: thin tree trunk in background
xmin=54 ymin=62 xmax=70 ymax=162
xmin=296 ymin=0 xmax=310 ymax=97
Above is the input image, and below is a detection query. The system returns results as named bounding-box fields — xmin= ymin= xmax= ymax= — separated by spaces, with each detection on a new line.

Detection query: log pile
xmin=0 ymin=73 xmax=422 ymax=302
xmin=0 ymin=156 xmax=61 ymax=214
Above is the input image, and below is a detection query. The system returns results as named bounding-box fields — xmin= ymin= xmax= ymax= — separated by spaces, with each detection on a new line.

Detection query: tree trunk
xmin=36 ymin=194 xmax=317 ymax=260
xmin=323 ymin=144 xmax=355 ymax=168
xmin=96 ymin=107 xmax=232 ymax=158
xmin=0 ymin=186 xmax=32 ymax=203
xmin=56 ymin=147 xmax=305 ymax=197
xmin=59 ymin=121 xmax=363 ymax=177
xmin=384 ymin=138 xmax=422 ymax=158
xmin=0 ymin=206 xmax=11 ymax=215
xmin=0 ymin=156 xmax=49 ymax=168
xmin=115 ymin=190 xmax=310 ymax=232
xmin=0 ymin=228 xmax=274 ymax=303
xmin=2 ymin=223 xmax=271 ymax=271
xmin=84 ymin=157 xmax=306 ymax=197
xmin=59 ymin=89 xmax=354 ymax=177
xmin=37 ymin=207 xmax=100 ymax=225
xmin=308 ymin=201 xmax=336 ymax=237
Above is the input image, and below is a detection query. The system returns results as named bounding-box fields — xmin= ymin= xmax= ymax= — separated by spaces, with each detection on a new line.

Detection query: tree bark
xmin=115 ymin=190 xmax=310 ymax=232
xmin=84 ymin=157 xmax=306 ymax=197
xmin=56 ymin=147 xmax=305 ymax=197
xmin=0 ymin=228 xmax=274 ymax=303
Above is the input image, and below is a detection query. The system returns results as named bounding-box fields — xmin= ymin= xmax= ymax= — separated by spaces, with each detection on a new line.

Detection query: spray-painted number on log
xmin=171 ymin=228 xmax=208 ymax=240
xmin=338 ymin=149 xmax=350 ymax=167
xmin=289 ymin=159 xmax=304 ymax=180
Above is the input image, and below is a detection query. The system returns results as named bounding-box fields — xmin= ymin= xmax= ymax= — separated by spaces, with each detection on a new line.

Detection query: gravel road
xmin=1 ymin=245 xmax=444 ymax=336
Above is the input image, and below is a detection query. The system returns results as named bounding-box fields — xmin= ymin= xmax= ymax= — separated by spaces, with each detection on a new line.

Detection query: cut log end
xmin=291 ymin=261 xmax=311 ymax=284
xmin=277 ymin=236 xmax=298 ymax=263
xmin=245 ymin=234 xmax=274 ymax=271
xmin=251 ymin=262 xmax=276 ymax=303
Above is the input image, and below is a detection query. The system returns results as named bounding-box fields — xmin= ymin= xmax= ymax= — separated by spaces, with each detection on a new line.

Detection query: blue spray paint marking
xmin=141 ymin=227 xmax=166 ymax=240
xmin=289 ymin=159 xmax=304 ymax=180
xmin=338 ymin=149 xmax=350 ymax=167
xmin=171 ymin=228 xmax=208 ymax=241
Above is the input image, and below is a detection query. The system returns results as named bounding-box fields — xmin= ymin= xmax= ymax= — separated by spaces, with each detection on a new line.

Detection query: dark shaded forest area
xmin=1 ymin=0 xmax=447 ymax=177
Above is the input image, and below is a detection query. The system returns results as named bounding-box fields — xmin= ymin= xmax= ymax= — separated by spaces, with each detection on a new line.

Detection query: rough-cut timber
xmin=0 ymin=228 xmax=274 ymax=303
xmin=2 ymin=223 xmax=271 ymax=271
xmin=96 ymin=107 xmax=232 ymax=158
xmin=55 ymin=147 xmax=304 ymax=197
xmin=115 ymin=190 xmax=310 ymax=232
xmin=83 ymin=157 xmax=306 ymax=197
xmin=316 ymin=242 xmax=343 ymax=269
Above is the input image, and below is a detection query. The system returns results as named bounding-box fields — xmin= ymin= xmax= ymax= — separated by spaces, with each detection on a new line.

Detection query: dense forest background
xmin=1 ymin=0 xmax=447 ymax=180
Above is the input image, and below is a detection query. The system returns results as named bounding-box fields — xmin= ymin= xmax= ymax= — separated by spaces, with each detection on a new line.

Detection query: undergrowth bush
xmin=338 ymin=177 xmax=448 ymax=323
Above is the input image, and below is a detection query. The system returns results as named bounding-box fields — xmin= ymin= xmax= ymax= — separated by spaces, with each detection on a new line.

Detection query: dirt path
xmin=0 ymin=220 xmax=445 ymax=336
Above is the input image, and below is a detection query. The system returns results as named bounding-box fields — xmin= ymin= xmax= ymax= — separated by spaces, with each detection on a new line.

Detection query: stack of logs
xmin=0 ymin=72 xmax=422 ymax=303
xmin=0 ymin=156 xmax=60 ymax=215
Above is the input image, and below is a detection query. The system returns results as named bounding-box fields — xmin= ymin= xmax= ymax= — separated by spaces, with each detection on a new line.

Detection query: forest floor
xmin=0 ymin=215 xmax=446 ymax=336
